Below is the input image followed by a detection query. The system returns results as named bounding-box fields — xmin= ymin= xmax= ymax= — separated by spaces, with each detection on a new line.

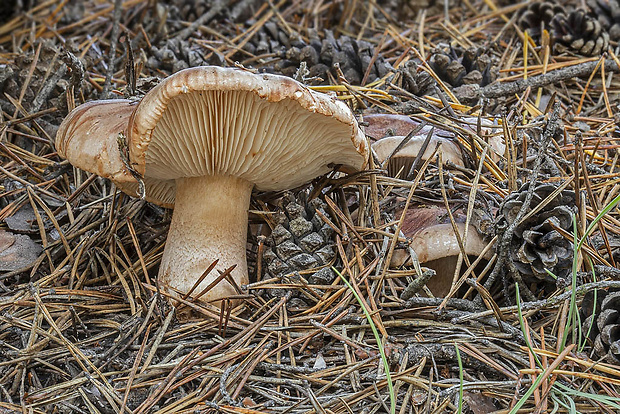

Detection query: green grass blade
xmin=455 ymin=342 xmax=464 ymax=413
xmin=508 ymin=370 xmax=545 ymax=413
xmin=335 ymin=268 xmax=396 ymax=414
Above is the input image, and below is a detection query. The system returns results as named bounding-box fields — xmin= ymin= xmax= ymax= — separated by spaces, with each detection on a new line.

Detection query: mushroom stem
xmin=158 ymin=174 xmax=253 ymax=304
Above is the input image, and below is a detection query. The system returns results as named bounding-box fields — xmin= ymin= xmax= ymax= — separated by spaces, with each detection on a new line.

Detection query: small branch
xmin=174 ymin=0 xmax=228 ymax=42
xmin=102 ymin=0 xmax=123 ymax=98
xmin=479 ymin=58 xmax=619 ymax=99
xmin=31 ymin=64 xmax=67 ymax=113
xmin=477 ymin=102 xmax=561 ymax=305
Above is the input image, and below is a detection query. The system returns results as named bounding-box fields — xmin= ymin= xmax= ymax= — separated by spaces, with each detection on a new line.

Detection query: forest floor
xmin=2 ymin=0 xmax=620 ymax=413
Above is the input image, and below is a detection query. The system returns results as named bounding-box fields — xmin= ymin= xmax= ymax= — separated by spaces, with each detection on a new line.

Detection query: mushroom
xmin=372 ymin=134 xmax=464 ymax=177
xmin=56 ymin=66 xmax=368 ymax=305
xmin=365 ymin=113 xmax=505 ymax=177
xmin=391 ymin=205 xmax=493 ymax=296
xmin=364 ymin=113 xmax=425 ymax=138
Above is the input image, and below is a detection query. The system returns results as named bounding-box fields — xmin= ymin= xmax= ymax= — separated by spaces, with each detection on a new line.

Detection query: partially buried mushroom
xmin=391 ymin=205 xmax=493 ymax=296
xmin=56 ymin=66 xmax=368 ymax=305
xmin=366 ymin=113 xmax=504 ymax=177
xmin=365 ymin=114 xmax=498 ymax=296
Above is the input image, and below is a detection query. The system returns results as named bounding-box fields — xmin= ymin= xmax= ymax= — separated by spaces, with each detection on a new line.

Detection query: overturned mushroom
xmin=56 ymin=66 xmax=368 ymax=305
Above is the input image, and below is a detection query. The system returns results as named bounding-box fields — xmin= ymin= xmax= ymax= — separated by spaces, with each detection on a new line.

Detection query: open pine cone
xmin=495 ymin=182 xmax=576 ymax=282
xmin=587 ymin=0 xmax=620 ymax=40
xmin=262 ymin=193 xmax=337 ymax=290
xmin=518 ymin=1 xmax=567 ymax=40
xmin=428 ymin=46 xmax=496 ymax=89
xmin=241 ymin=27 xmax=391 ymax=84
xmin=146 ymin=38 xmax=212 ymax=74
xmin=551 ymin=9 xmax=610 ymax=56
xmin=582 ymin=290 xmax=620 ymax=363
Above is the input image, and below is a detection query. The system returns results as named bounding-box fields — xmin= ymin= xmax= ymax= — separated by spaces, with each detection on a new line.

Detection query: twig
xmin=31 ymin=64 xmax=67 ymax=113
xmin=102 ymin=0 xmax=123 ymax=98
xmin=174 ymin=0 xmax=228 ymax=41
xmin=479 ymin=58 xmax=620 ymax=99
xmin=478 ymin=102 xmax=562 ymax=305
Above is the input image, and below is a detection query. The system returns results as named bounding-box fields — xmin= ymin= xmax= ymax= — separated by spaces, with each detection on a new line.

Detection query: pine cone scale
xmin=582 ymin=291 xmax=620 ymax=363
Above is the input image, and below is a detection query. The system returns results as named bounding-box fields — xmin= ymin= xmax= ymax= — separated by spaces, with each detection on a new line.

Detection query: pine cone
xmin=2 ymin=44 xmax=71 ymax=115
xmin=551 ymin=9 xmax=610 ymax=56
xmin=587 ymin=0 xmax=620 ymax=40
xmin=582 ymin=289 xmax=620 ymax=363
xmin=375 ymin=0 xmax=439 ymax=21
xmin=166 ymin=0 xmax=211 ymax=22
xmin=242 ymin=27 xmax=391 ymax=84
xmin=495 ymin=182 xmax=576 ymax=282
xmin=518 ymin=1 xmax=567 ymax=39
xmin=399 ymin=60 xmax=435 ymax=96
xmin=262 ymin=193 xmax=337 ymax=290
xmin=163 ymin=0 xmax=260 ymax=23
xmin=146 ymin=38 xmax=213 ymax=74
xmin=428 ymin=46 xmax=496 ymax=89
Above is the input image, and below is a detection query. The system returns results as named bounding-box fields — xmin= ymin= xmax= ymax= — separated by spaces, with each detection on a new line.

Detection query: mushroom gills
xmin=145 ymin=89 xmax=360 ymax=191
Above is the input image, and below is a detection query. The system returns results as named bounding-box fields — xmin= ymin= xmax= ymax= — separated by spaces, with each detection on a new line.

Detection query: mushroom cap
xmin=408 ymin=222 xmax=490 ymax=263
xmin=391 ymin=205 xmax=493 ymax=266
xmin=56 ymin=100 xmax=177 ymax=207
xmin=391 ymin=205 xmax=494 ymax=296
xmin=372 ymin=134 xmax=464 ymax=177
xmin=130 ymin=66 xmax=367 ymax=194
xmin=366 ymin=113 xmax=505 ymax=177
xmin=56 ymin=66 xmax=368 ymax=207
xmin=364 ymin=113 xmax=422 ymax=138
xmin=391 ymin=220 xmax=492 ymax=296
xmin=56 ymin=100 xmax=137 ymax=185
